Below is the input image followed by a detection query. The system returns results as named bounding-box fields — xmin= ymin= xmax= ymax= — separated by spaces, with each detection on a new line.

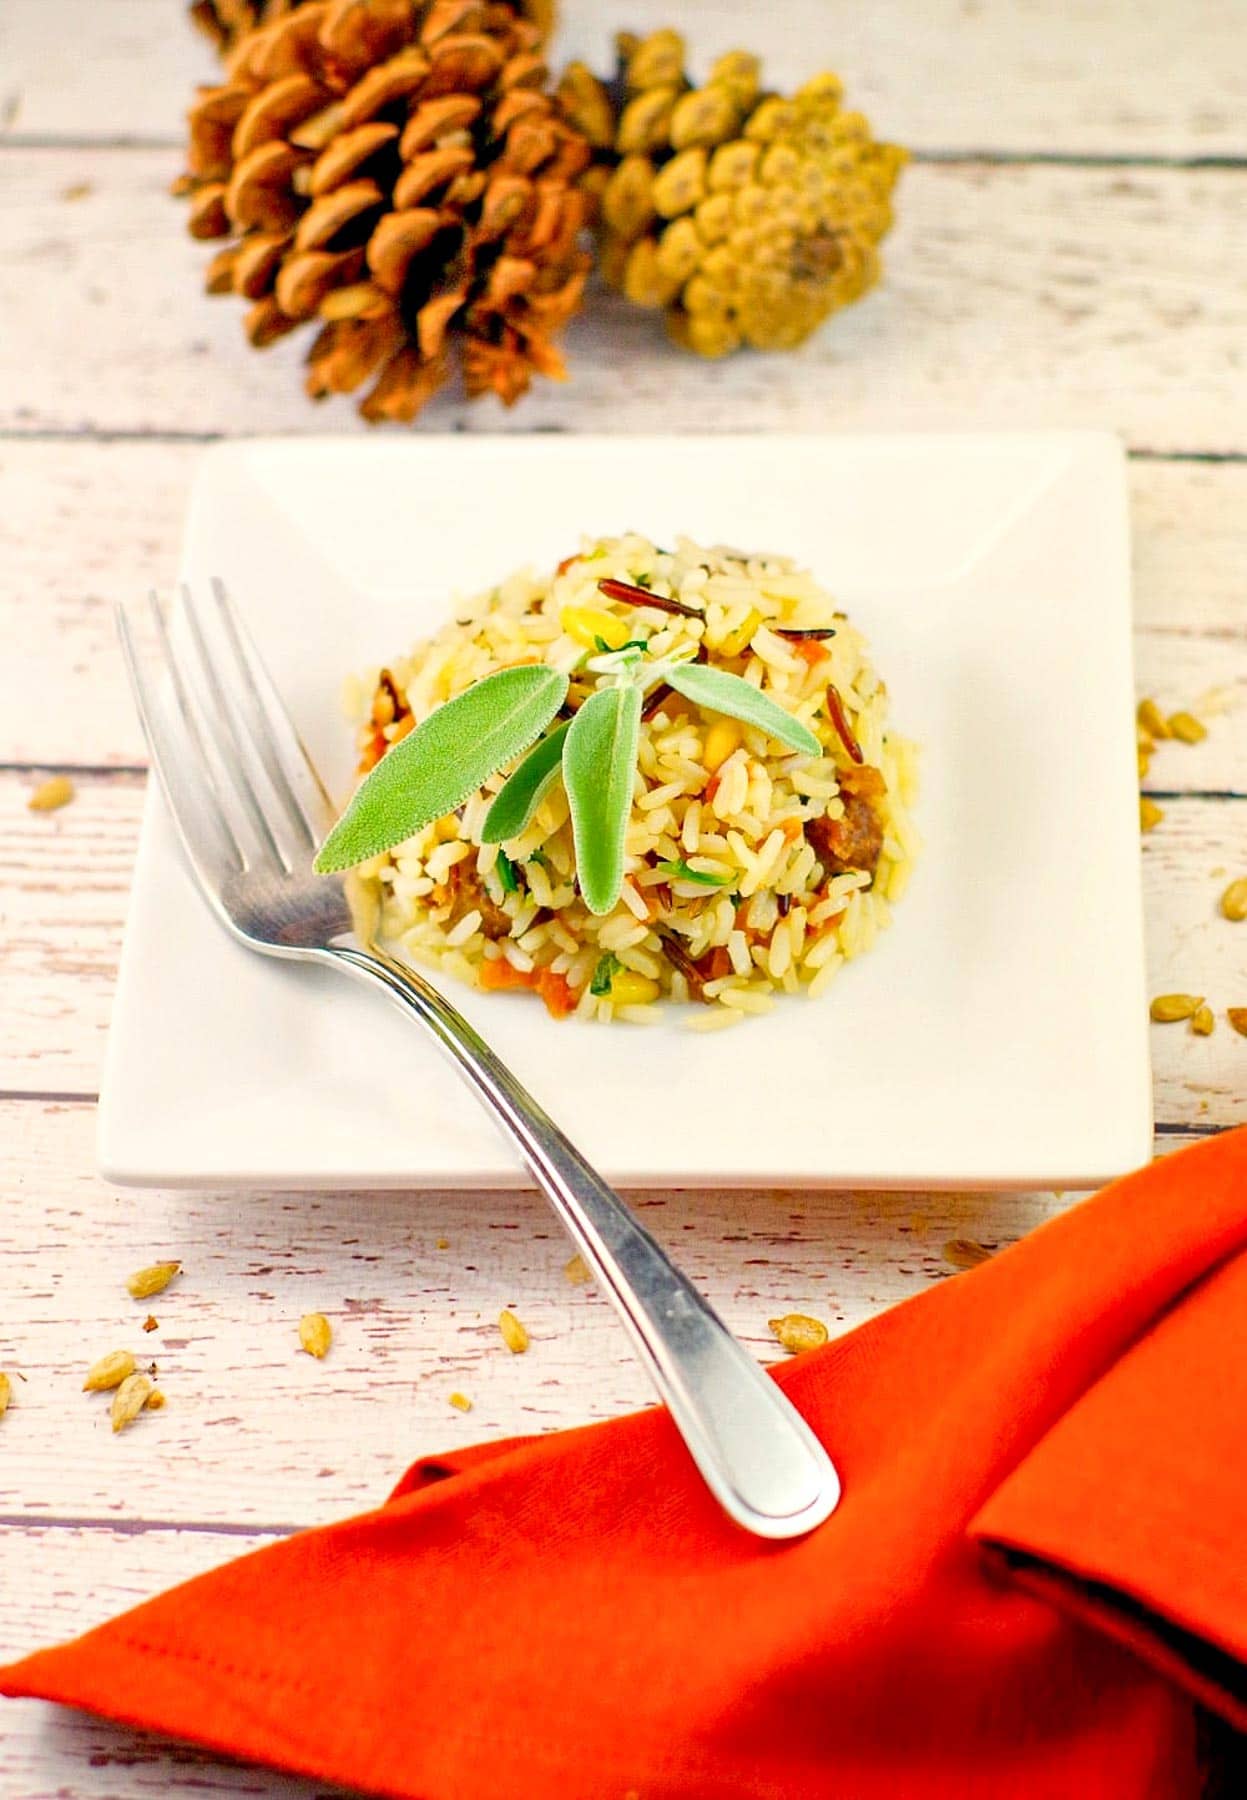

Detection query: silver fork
xmin=117 ymin=581 xmax=841 ymax=1540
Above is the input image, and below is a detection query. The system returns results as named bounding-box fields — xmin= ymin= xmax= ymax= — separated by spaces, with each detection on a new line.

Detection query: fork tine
xmin=117 ymin=600 xmax=244 ymax=884
xmin=179 ymin=583 xmax=291 ymax=873
xmin=208 ymin=577 xmax=332 ymax=849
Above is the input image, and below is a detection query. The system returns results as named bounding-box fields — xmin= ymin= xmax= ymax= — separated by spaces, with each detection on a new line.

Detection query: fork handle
xmin=327 ymin=944 xmax=840 ymax=1540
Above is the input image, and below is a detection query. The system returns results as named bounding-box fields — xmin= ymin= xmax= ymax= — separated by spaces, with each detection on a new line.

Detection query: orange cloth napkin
xmin=5 ymin=1130 xmax=1247 ymax=1799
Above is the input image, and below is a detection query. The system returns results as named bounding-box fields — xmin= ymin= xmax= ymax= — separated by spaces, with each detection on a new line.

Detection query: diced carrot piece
xmin=556 ymin=553 xmax=581 ymax=576
xmin=781 ymin=817 xmax=804 ymax=842
xmin=536 ymin=968 xmax=578 ymax=1019
xmin=704 ymin=947 xmax=731 ymax=981
xmin=479 ymin=957 xmax=537 ymax=993
xmin=794 ymin=638 xmax=831 ymax=667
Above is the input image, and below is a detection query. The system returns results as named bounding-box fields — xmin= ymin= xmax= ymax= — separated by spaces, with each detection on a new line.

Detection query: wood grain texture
xmin=1 ymin=4 xmax=1245 ymax=1792
xmin=2 ymin=153 xmax=1247 ymax=450
xmin=2 ymin=770 xmax=1243 ymax=1118
xmin=0 ymin=1099 xmax=1070 ymax=1528
xmin=3 ymin=0 xmax=1246 ymax=157
xmin=3 ymin=442 xmax=1244 ymax=775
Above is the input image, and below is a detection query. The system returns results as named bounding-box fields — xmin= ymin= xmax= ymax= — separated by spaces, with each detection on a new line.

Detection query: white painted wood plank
xmin=4 ymin=445 xmax=1246 ymax=776
xmin=2 ymin=154 xmax=1247 ymax=450
xmin=3 ymin=781 xmax=1244 ymax=1117
xmin=0 ymin=1702 xmax=339 ymax=1800
xmin=3 ymin=0 xmax=1246 ymax=157
xmin=0 ymin=1098 xmax=1121 ymax=1528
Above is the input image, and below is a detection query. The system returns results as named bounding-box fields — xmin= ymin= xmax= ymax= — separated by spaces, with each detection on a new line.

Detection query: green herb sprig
xmin=317 ymin=631 xmax=820 ymax=916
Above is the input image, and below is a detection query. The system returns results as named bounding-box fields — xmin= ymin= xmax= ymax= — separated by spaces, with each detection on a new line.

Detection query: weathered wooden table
xmin=1 ymin=2 xmax=1243 ymax=1793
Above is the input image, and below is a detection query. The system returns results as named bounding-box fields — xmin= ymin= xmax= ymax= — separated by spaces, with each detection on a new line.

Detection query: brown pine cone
xmin=189 ymin=0 xmax=556 ymax=55
xmin=180 ymin=0 xmax=589 ymax=421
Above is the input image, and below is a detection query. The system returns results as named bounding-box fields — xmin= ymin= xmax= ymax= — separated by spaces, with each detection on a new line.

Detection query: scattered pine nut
xmin=1228 ymin=1009 xmax=1247 ymax=1039
xmin=1191 ymin=1006 xmax=1215 ymax=1036
xmin=1150 ymin=994 xmax=1204 ymax=1023
xmin=564 ymin=1252 xmax=591 ymax=1285
xmin=298 ymin=1313 xmax=332 ymax=1359
xmin=498 ymin=1309 xmax=530 ymax=1354
xmin=1168 ymin=710 xmax=1207 ymax=745
xmin=448 ymin=1391 xmax=472 ymax=1412
xmin=1137 ymin=698 xmax=1170 ymax=741
xmin=27 ymin=775 xmax=75 ymax=812
xmin=83 ymin=1349 xmax=137 ymax=1393
xmin=768 ymin=1313 xmax=829 ymax=1354
xmin=110 ymin=1372 xmax=153 ymax=1433
xmin=0 ymin=1372 xmax=10 ymax=1420
xmin=1220 ymin=879 xmax=1247 ymax=923
xmin=943 ymin=1238 xmax=992 ymax=1270
xmin=126 ymin=1261 xmax=181 ymax=1300
xmin=1139 ymin=797 xmax=1164 ymax=833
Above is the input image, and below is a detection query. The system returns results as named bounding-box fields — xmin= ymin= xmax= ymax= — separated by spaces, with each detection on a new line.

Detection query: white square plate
xmin=99 ymin=432 xmax=1151 ymax=1192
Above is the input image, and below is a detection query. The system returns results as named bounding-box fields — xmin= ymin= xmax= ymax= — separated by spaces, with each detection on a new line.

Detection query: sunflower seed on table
xmin=126 ymin=1262 xmax=181 ymax=1300
xmin=1168 ymin=710 xmax=1207 ymax=745
xmin=299 ymin=1313 xmax=333 ymax=1359
xmin=943 ymin=1238 xmax=993 ymax=1270
xmin=1220 ymin=879 xmax=1247 ymax=922
xmin=1150 ymin=994 xmax=1205 ymax=1023
xmin=83 ymin=1350 xmax=136 ymax=1392
xmin=27 ymin=775 xmax=75 ymax=811
xmin=768 ymin=1313 xmax=830 ymax=1353
xmin=110 ymin=1373 xmax=153 ymax=1433
xmin=498 ymin=1309 xmax=530 ymax=1354
xmin=1136 ymin=698 xmax=1170 ymax=741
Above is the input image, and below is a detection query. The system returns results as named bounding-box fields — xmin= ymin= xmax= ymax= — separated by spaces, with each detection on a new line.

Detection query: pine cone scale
xmin=181 ymin=0 xmax=584 ymax=420
xmin=561 ymin=30 xmax=905 ymax=359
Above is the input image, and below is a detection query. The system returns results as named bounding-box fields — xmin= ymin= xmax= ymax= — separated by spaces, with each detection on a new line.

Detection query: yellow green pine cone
xmin=179 ymin=0 xmax=588 ymax=423
xmin=557 ymin=28 xmax=907 ymax=358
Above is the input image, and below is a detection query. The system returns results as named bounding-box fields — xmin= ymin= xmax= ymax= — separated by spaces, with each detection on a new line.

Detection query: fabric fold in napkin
xmin=4 ymin=1130 xmax=1247 ymax=1799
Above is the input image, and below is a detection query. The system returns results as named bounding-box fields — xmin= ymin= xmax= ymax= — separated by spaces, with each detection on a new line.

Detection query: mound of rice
xmin=345 ymin=534 xmax=919 ymax=1027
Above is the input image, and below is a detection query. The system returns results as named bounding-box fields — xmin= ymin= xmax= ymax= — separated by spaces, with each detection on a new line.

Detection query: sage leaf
xmin=564 ymin=682 xmax=642 ymax=916
xmin=315 ymin=665 xmax=568 ymax=872
xmin=480 ymin=721 xmax=571 ymax=845
xmin=665 ymin=663 xmax=820 ymax=756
